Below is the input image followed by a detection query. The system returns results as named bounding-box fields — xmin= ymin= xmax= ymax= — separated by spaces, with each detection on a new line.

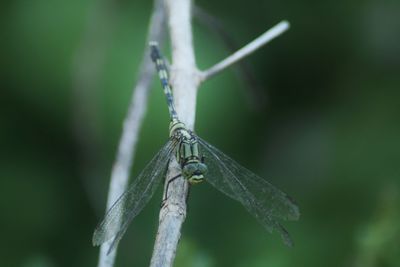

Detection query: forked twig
xmin=149 ymin=2 xmax=291 ymax=267
xmin=94 ymin=1 xmax=290 ymax=266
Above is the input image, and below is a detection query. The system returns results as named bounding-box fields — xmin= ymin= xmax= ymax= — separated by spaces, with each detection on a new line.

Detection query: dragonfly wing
xmin=92 ymin=139 xmax=178 ymax=252
xmin=197 ymin=137 xmax=300 ymax=246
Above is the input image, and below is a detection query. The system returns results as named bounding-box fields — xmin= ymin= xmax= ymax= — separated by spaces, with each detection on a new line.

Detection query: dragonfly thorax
xmin=170 ymin=120 xmax=207 ymax=184
xmin=178 ymin=136 xmax=207 ymax=184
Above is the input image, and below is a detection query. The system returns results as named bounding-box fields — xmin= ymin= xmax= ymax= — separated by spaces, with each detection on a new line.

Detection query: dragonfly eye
xmin=197 ymin=163 xmax=208 ymax=174
xmin=182 ymin=164 xmax=196 ymax=178
xmin=182 ymin=162 xmax=207 ymax=179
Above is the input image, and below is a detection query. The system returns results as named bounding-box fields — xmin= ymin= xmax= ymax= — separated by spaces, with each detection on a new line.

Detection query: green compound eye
xmin=182 ymin=163 xmax=208 ymax=179
xmin=197 ymin=163 xmax=208 ymax=174
xmin=182 ymin=164 xmax=196 ymax=178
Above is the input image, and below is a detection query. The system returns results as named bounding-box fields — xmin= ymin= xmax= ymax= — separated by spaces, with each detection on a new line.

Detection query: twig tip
xmin=279 ymin=20 xmax=290 ymax=31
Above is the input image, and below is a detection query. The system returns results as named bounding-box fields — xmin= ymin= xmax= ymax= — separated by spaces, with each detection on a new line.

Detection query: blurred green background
xmin=1 ymin=0 xmax=399 ymax=266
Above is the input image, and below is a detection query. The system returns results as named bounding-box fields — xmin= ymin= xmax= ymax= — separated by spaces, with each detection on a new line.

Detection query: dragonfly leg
xmin=161 ymin=174 xmax=182 ymax=206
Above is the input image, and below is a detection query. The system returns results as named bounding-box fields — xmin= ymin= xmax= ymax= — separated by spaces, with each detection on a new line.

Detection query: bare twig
xmin=96 ymin=1 xmax=166 ymax=267
xmin=85 ymin=0 xmax=290 ymax=265
xmin=200 ymin=20 xmax=290 ymax=81
xmin=150 ymin=0 xmax=198 ymax=266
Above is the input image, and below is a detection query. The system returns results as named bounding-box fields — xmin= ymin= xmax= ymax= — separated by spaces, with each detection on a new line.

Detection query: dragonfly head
xmin=182 ymin=161 xmax=208 ymax=184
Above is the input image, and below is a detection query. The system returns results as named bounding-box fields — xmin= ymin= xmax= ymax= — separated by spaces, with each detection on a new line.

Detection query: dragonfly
xmin=92 ymin=42 xmax=300 ymax=253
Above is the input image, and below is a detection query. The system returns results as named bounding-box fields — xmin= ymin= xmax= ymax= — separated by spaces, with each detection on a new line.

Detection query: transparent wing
xmin=197 ymin=137 xmax=300 ymax=246
xmin=92 ymin=139 xmax=177 ymax=252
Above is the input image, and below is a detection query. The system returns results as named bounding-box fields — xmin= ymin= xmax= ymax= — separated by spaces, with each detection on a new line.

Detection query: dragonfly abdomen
xmin=150 ymin=42 xmax=178 ymax=121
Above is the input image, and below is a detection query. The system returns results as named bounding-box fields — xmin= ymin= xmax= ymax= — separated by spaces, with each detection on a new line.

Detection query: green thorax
xmin=169 ymin=120 xmax=207 ymax=184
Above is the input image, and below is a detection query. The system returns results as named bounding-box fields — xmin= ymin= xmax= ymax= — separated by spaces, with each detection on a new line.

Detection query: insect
xmin=92 ymin=42 xmax=300 ymax=253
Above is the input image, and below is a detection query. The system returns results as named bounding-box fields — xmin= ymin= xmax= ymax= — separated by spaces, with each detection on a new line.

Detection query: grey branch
xmin=200 ymin=20 xmax=290 ymax=81
xmin=150 ymin=0 xmax=198 ymax=266
xmin=96 ymin=1 xmax=166 ymax=267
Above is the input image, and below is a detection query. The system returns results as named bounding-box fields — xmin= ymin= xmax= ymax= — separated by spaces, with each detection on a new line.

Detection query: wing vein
xmin=197 ymin=136 xmax=299 ymax=246
xmin=92 ymin=138 xmax=178 ymax=253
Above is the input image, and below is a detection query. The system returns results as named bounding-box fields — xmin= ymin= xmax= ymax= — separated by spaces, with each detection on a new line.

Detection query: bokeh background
xmin=1 ymin=0 xmax=399 ymax=266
